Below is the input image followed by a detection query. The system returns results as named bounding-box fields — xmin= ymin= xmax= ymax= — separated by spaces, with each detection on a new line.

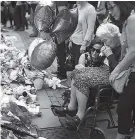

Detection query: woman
xmin=108 ymin=2 xmax=135 ymax=139
xmin=69 ymin=1 xmax=97 ymax=69
xmin=55 ymin=23 xmax=121 ymax=129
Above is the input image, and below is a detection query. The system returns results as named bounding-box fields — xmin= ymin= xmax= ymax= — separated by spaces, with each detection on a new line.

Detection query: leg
xmin=116 ymin=73 xmax=135 ymax=139
xmin=71 ymin=43 xmax=81 ymax=68
xmin=19 ymin=5 xmax=25 ymax=30
xmin=56 ymin=42 xmax=67 ymax=77
xmin=68 ymin=80 xmax=77 ymax=111
xmin=29 ymin=4 xmax=38 ymax=37
xmin=9 ymin=13 xmax=13 ymax=27
xmin=54 ymin=79 xmax=77 ymax=116
xmin=65 ymin=87 xmax=89 ymax=129
xmin=76 ymin=89 xmax=88 ymax=120
xmin=14 ymin=6 xmax=21 ymax=30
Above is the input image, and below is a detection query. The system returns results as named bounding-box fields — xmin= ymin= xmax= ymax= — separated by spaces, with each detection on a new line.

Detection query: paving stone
xmin=110 ymin=109 xmax=117 ymax=115
xmin=96 ymin=111 xmax=117 ymax=129
xmin=49 ymin=96 xmax=58 ymax=102
xmin=104 ymin=128 xmax=117 ymax=139
xmin=56 ymin=97 xmax=64 ymax=106
xmin=32 ymin=109 xmax=61 ymax=128
xmin=46 ymin=89 xmax=55 ymax=97
xmin=51 ymin=101 xmax=60 ymax=106
xmin=113 ymin=114 xmax=118 ymax=123
xmin=36 ymin=90 xmax=51 ymax=109
xmin=53 ymin=89 xmax=63 ymax=98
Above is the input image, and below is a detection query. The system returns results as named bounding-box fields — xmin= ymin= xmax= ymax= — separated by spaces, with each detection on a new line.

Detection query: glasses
xmin=91 ymin=48 xmax=100 ymax=54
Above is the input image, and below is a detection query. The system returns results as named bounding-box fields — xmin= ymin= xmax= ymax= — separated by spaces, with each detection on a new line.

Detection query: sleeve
xmin=83 ymin=7 xmax=97 ymax=45
xmin=126 ymin=14 xmax=135 ymax=51
xmin=107 ymin=54 xmax=118 ymax=72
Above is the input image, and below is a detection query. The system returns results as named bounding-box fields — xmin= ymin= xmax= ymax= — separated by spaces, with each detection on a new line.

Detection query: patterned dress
xmin=70 ymin=52 xmax=110 ymax=97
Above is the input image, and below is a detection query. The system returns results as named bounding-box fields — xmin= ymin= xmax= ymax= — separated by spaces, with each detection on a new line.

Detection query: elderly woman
xmin=55 ymin=23 xmax=121 ymax=129
xmin=108 ymin=2 xmax=135 ymax=139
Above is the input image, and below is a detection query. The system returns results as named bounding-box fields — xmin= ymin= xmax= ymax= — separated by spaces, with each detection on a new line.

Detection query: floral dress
xmin=70 ymin=52 xmax=110 ymax=97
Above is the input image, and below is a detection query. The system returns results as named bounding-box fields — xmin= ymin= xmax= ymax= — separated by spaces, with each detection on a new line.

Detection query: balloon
xmin=51 ymin=8 xmax=78 ymax=44
xmin=30 ymin=39 xmax=57 ymax=70
xmin=28 ymin=38 xmax=44 ymax=61
xmin=34 ymin=4 xmax=55 ymax=32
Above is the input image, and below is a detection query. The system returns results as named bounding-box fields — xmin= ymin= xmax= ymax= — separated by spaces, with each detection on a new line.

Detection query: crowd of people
xmin=1 ymin=1 xmax=38 ymax=36
xmin=51 ymin=2 xmax=135 ymax=139
xmin=1 ymin=1 xmax=135 ymax=139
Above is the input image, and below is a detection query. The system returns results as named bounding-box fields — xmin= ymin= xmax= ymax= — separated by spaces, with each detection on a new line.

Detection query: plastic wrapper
xmin=1 ymin=123 xmax=37 ymax=138
xmin=44 ymin=77 xmax=68 ymax=90
xmin=1 ymin=101 xmax=32 ymax=125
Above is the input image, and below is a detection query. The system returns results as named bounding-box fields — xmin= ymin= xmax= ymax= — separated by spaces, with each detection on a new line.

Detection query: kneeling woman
xmin=55 ymin=23 xmax=121 ymax=129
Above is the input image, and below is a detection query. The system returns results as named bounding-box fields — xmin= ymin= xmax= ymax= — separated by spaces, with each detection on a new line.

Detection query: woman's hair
xmin=96 ymin=23 xmax=120 ymax=39
xmin=87 ymin=37 xmax=103 ymax=52
xmin=110 ymin=1 xmax=135 ymax=23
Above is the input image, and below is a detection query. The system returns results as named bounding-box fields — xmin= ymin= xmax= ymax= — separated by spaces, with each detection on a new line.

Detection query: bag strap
xmin=55 ymin=2 xmax=59 ymax=15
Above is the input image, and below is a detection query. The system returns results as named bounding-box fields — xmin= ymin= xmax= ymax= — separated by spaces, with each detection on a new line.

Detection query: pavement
xmin=2 ymin=25 xmax=118 ymax=139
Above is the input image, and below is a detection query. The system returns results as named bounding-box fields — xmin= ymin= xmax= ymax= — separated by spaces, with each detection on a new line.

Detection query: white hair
xmin=96 ymin=23 xmax=121 ymax=39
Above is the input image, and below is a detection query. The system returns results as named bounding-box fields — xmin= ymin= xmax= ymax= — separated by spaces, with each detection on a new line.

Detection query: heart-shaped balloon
xmin=30 ymin=39 xmax=57 ymax=70
xmin=34 ymin=4 xmax=55 ymax=32
xmin=51 ymin=8 xmax=78 ymax=44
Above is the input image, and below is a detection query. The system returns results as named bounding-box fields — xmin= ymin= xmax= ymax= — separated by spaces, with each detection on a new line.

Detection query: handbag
xmin=110 ymin=68 xmax=131 ymax=94
xmin=65 ymin=53 xmax=74 ymax=71
xmin=65 ymin=43 xmax=75 ymax=71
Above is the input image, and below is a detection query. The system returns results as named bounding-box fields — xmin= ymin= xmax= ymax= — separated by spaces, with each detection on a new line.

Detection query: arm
xmin=97 ymin=1 xmax=106 ymax=15
xmin=101 ymin=45 xmax=121 ymax=72
xmin=112 ymin=15 xmax=135 ymax=74
xmin=107 ymin=54 xmax=119 ymax=72
xmin=75 ymin=53 xmax=86 ymax=70
xmin=78 ymin=53 xmax=86 ymax=66
xmin=82 ymin=7 xmax=97 ymax=47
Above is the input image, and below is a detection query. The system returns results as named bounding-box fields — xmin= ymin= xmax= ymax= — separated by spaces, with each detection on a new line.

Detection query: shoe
xmin=14 ymin=27 xmax=20 ymax=31
xmin=66 ymin=115 xmax=80 ymax=130
xmin=57 ymin=74 xmax=67 ymax=81
xmin=29 ymin=33 xmax=38 ymax=37
xmin=18 ymin=27 xmax=25 ymax=31
xmin=54 ymin=106 xmax=77 ymax=117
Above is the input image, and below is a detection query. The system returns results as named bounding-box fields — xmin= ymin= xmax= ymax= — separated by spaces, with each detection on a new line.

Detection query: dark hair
xmin=22 ymin=91 xmax=28 ymax=97
xmin=113 ymin=2 xmax=135 ymax=23
xmin=87 ymin=37 xmax=103 ymax=52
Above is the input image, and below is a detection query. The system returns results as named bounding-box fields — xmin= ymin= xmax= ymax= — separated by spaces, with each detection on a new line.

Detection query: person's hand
xmin=97 ymin=8 xmax=106 ymax=15
xmin=75 ymin=64 xmax=85 ymax=70
xmin=68 ymin=41 xmax=72 ymax=50
xmin=109 ymin=70 xmax=119 ymax=84
xmin=80 ymin=45 xmax=86 ymax=54
xmin=100 ymin=46 xmax=113 ymax=57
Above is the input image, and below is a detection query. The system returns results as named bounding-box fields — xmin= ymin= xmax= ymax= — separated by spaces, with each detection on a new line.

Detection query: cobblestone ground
xmin=2 ymin=25 xmax=118 ymax=139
